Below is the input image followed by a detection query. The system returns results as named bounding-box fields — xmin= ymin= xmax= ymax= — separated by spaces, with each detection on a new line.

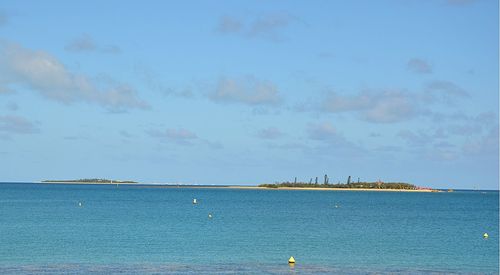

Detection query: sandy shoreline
xmin=225 ymin=186 xmax=438 ymax=192
xmin=39 ymin=182 xmax=438 ymax=192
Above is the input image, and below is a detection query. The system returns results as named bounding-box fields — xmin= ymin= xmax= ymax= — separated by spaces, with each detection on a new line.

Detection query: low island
xmin=39 ymin=176 xmax=438 ymax=192
xmin=258 ymin=176 xmax=438 ymax=192
xmin=42 ymin=178 xmax=137 ymax=184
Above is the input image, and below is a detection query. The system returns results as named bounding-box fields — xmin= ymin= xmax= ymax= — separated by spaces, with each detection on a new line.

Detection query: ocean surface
xmin=0 ymin=183 xmax=498 ymax=274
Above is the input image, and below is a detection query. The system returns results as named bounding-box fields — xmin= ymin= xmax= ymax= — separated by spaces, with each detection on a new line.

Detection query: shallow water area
xmin=0 ymin=183 xmax=498 ymax=274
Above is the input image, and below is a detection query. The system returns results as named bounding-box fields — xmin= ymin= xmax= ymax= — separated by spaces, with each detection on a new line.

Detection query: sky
xmin=0 ymin=0 xmax=498 ymax=189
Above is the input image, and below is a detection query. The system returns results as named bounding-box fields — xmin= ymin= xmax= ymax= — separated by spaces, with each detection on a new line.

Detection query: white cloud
xmin=210 ymin=76 xmax=282 ymax=106
xmin=0 ymin=40 xmax=148 ymax=111
xmin=363 ymin=94 xmax=415 ymax=123
xmin=322 ymin=90 xmax=416 ymax=123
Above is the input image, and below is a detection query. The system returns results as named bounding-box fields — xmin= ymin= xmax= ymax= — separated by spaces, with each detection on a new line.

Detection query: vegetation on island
xmin=42 ymin=178 xmax=137 ymax=183
xmin=259 ymin=175 xmax=423 ymax=190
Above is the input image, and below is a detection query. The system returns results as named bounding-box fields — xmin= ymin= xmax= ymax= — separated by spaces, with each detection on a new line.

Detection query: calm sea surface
xmin=0 ymin=183 xmax=498 ymax=274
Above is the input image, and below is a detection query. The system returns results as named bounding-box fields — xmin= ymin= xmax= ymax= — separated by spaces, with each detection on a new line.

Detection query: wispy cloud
xmin=147 ymin=128 xmax=198 ymax=145
xmin=216 ymin=13 xmax=299 ymax=42
xmin=65 ymin=34 xmax=121 ymax=54
xmin=63 ymin=135 xmax=91 ymax=141
xmin=210 ymin=75 xmax=282 ymax=107
xmin=0 ymin=115 xmax=39 ymax=135
xmin=318 ymin=80 xmax=471 ymax=124
xmin=119 ymin=130 xmax=133 ymax=138
xmin=266 ymin=142 xmax=308 ymax=151
xmin=322 ymin=90 xmax=417 ymax=123
xmin=0 ymin=84 xmax=15 ymax=94
xmin=436 ymin=111 xmax=497 ymax=137
xmin=5 ymin=102 xmax=18 ymax=111
xmin=396 ymin=110 xmax=498 ymax=161
xmin=398 ymin=130 xmax=432 ymax=147
xmin=248 ymin=13 xmax=297 ymax=41
xmin=306 ymin=122 xmax=365 ymax=156
xmin=216 ymin=16 xmax=243 ymax=33
xmin=407 ymin=58 xmax=432 ymax=74
xmin=462 ymin=126 xmax=499 ymax=156
xmin=201 ymin=139 xmax=224 ymax=150
xmin=257 ymin=127 xmax=284 ymax=139
xmin=0 ymin=40 xmax=148 ymax=111
xmin=134 ymin=64 xmax=194 ymax=98
xmin=425 ymin=80 xmax=468 ymax=102
xmin=308 ymin=122 xmax=339 ymax=141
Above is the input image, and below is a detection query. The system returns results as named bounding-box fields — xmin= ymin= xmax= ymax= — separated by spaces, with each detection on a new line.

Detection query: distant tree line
xmin=259 ymin=175 xmax=417 ymax=190
xmin=43 ymin=178 xmax=137 ymax=183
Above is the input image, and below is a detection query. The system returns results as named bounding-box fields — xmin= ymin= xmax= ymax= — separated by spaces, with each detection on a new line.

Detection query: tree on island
xmin=259 ymin=176 xmax=419 ymax=190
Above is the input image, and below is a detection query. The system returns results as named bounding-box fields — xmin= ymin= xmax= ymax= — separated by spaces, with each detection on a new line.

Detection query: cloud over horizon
xmin=0 ymin=40 xmax=148 ymax=111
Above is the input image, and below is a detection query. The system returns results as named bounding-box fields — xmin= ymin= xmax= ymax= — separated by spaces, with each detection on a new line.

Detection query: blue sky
xmin=0 ymin=0 xmax=498 ymax=189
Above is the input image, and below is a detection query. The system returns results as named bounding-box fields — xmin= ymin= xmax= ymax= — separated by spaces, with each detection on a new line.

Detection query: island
xmin=258 ymin=176 xmax=438 ymax=192
xmin=42 ymin=178 xmax=137 ymax=184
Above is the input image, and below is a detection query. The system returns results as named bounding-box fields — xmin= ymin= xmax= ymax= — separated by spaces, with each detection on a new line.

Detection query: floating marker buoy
xmin=78 ymin=202 xmax=82 ymax=207
xmin=288 ymin=256 xmax=295 ymax=264
xmin=483 ymin=233 xmax=489 ymax=239
xmin=208 ymin=213 xmax=213 ymax=218
xmin=193 ymin=199 xmax=197 ymax=204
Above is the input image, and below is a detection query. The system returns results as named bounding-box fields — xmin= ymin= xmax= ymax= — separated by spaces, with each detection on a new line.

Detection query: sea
xmin=0 ymin=183 xmax=498 ymax=274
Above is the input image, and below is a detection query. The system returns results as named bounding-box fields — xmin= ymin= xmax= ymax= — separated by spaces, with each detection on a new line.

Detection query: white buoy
xmin=78 ymin=202 xmax=82 ymax=207
xmin=193 ymin=198 xmax=197 ymax=204
xmin=208 ymin=213 xmax=213 ymax=218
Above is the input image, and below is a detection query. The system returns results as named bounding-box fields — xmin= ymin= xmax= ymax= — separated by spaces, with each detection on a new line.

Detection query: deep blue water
xmin=0 ymin=183 xmax=498 ymax=274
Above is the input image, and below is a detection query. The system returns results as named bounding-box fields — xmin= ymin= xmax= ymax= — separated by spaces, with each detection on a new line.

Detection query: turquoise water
xmin=0 ymin=183 xmax=498 ymax=274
